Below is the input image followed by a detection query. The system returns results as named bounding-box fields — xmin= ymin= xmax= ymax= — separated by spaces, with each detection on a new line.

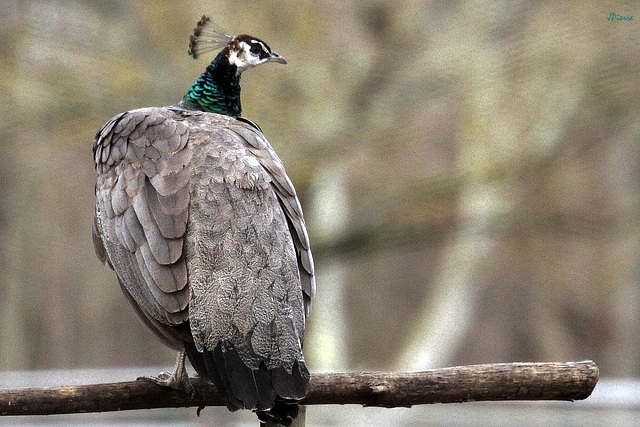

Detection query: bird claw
xmin=138 ymin=370 xmax=179 ymax=385
xmin=137 ymin=351 xmax=196 ymax=398
xmin=137 ymin=372 xmax=195 ymax=397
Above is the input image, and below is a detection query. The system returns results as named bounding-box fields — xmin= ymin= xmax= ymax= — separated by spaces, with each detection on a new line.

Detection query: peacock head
xmin=188 ymin=15 xmax=286 ymax=77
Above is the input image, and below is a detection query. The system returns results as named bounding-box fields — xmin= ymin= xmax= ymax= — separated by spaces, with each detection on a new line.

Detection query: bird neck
xmin=181 ymin=49 xmax=242 ymax=117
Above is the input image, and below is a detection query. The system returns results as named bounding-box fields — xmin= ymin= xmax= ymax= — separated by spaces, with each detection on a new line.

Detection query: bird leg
xmin=137 ymin=350 xmax=195 ymax=397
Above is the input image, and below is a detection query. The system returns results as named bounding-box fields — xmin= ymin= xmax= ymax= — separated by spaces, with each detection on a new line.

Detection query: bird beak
xmin=268 ymin=51 xmax=287 ymax=64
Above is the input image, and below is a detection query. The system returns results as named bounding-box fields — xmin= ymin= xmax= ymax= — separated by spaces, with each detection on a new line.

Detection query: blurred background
xmin=1 ymin=0 xmax=639 ymax=425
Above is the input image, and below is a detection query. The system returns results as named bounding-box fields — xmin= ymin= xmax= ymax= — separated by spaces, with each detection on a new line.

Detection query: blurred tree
xmin=0 ymin=0 xmax=639 ymax=385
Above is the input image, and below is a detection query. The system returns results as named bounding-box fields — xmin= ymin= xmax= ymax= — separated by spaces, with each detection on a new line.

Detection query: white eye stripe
xmin=250 ymin=40 xmax=269 ymax=54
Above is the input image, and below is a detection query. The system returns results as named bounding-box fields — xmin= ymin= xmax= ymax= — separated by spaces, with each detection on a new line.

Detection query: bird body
xmin=93 ymin=16 xmax=313 ymax=426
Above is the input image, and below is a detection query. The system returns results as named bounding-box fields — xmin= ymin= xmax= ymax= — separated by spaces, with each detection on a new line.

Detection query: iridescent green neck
xmin=180 ymin=49 xmax=242 ymax=116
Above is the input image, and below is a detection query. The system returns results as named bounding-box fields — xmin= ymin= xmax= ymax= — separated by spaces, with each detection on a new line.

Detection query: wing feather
xmin=145 ymin=179 xmax=188 ymax=238
xmin=114 ymin=211 xmax=137 ymax=252
xmin=132 ymin=190 xmax=183 ymax=264
xmin=93 ymin=107 xmax=194 ymax=327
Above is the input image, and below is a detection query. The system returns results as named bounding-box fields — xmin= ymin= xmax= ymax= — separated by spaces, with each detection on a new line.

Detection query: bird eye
xmin=249 ymin=44 xmax=262 ymax=55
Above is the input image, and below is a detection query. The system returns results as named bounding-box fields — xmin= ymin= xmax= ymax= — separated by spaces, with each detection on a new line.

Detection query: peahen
xmin=92 ymin=16 xmax=315 ymax=426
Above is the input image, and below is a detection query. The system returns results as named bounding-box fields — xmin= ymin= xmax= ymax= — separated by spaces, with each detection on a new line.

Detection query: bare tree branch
xmin=0 ymin=361 xmax=598 ymax=416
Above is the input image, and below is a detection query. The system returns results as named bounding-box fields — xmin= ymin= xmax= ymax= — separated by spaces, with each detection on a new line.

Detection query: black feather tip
xmin=188 ymin=15 xmax=233 ymax=59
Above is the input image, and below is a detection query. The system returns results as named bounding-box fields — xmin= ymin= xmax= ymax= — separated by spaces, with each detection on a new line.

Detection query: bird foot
xmin=137 ymin=351 xmax=195 ymax=397
xmin=138 ymin=369 xmax=188 ymax=387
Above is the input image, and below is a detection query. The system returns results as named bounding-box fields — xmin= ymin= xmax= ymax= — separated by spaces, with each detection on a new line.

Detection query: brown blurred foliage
xmin=1 ymin=0 xmax=639 ymax=380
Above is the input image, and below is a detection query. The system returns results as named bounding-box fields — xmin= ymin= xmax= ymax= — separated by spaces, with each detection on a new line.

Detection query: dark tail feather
xmin=272 ymin=361 xmax=310 ymax=399
xmin=200 ymin=343 xmax=270 ymax=411
xmin=184 ymin=339 xmax=309 ymax=425
xmin=185 ymin=341 xmax=309 ymax=425
xmin=203 ymin=342 xmax=279 ymax=410
xmin=256 ymin=400 xmax=300 ymax=426
xmin=259 ymin=361 xmax=310 ymax=426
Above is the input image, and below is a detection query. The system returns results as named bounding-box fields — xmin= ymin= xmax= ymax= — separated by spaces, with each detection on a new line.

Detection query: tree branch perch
xmin=0 ymin=361 xmax=598 ymax=416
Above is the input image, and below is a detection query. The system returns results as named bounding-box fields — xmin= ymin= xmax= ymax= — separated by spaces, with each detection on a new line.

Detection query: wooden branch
xmin=304 ymin=361 xmax=598 ymax=407
xmin=0 ymin=361 xmax=598 ymax=416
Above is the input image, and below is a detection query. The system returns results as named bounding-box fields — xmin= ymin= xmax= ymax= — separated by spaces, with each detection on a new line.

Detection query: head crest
xmin=188 ymin=15 xmax=233 ymax=59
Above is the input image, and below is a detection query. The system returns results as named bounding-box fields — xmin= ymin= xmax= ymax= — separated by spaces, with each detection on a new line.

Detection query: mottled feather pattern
xmin=181 ymin=112 xmax=310 ymax=376
xmin=226 ymin=121 xmax=315 ymax=315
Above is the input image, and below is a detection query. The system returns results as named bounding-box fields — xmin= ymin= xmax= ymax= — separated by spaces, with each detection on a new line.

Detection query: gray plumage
xmin=93 ymin=106 xmax=315 ymax=419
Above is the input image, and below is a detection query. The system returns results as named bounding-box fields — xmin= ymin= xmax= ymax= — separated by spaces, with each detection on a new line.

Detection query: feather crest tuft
xmin=188 ymin=15 xmax=233 ymax=59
